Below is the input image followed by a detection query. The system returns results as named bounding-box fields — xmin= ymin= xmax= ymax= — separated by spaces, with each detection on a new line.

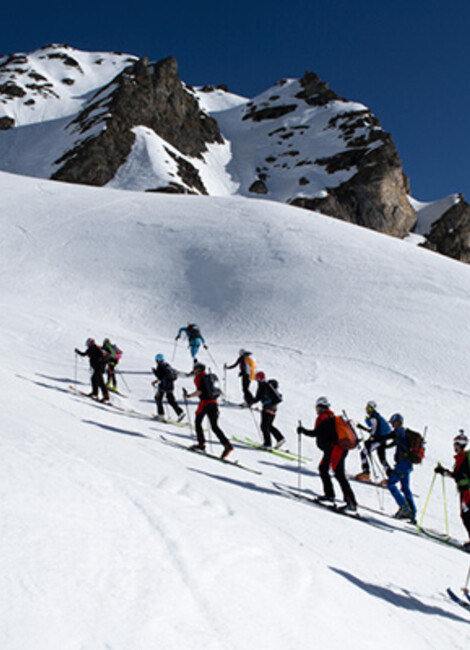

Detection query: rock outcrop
xmin=422 ymin=195 xmax=470 ymax=263
xmin=52 ymin=57 xmax=224 ymax=190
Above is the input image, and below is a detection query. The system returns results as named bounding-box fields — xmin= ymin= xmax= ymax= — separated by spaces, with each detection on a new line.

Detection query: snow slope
xmin=2 ymin=170 xmax=470 ymax=649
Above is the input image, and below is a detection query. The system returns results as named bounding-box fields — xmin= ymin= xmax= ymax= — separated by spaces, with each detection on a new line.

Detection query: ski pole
xmin=417 ymin=471 xmax=437 ymax=532
xmin=368 ymin=449 xmax=385 ymax=510
xmin=249 ymin=406 xmax=263 ymax=443
xmin=441 ymin=474 xmax=450 ymax=537
xmin=297 ymin=420 xmax=303 ymax=491
xmin=223 ymin=364 xmax=228 ymax=402
xmin=183 ymin=391 xmax=195 ymax=441
xmin=172 ymin=338 xmax=178 ymax=362
xmin=205 ymin=346 xmax=222 ymax=376
xmin=463 ymin=563 xmax=470 ymax=596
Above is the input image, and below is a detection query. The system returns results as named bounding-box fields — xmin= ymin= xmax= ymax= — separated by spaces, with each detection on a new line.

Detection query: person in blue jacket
xmin=386 ymin=413 xmax=417 ymax=522
xmin=355 ymin=400 xmax=394 ymax=480
xmin=175 ymin=323 xmax=207 ymax=365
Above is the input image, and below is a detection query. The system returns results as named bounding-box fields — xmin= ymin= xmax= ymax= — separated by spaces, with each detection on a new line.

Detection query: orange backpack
xmin=335 ymin=415 xmax=359 ymax=450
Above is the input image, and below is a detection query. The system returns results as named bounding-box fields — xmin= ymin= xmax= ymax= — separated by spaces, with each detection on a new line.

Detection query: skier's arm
xmin=225 ymin=357 xmax=240 ymax=370
xmin=74 ymin=348 xmax=87 ymax=357
xmin=175 ymin=327 xmax=186 ymax=341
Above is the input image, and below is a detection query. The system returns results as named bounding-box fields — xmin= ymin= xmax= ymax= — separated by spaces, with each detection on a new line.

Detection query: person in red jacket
xmin=297 ymin=396 xmax=357 ymax=511
xmin=435 ymin=431 xmax=470 ymax=551
xmin=184 ymin=363 xmax=233 ymax=459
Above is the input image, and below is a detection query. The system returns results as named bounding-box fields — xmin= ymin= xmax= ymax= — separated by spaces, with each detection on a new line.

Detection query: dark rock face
xmin=52 ymin=56 xmax=223 ymax=188
xmin=422 ymin=195 xmax=470 ymax=263
xmin=0 ymin=116 xmax=15 ymax=129
xmin=249 ymin=179 xmax=268 ymax=194
xmin=290 ymin=73 xmax=416 ymax=237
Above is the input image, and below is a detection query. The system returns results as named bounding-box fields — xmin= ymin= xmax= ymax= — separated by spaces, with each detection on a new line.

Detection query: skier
xmin=250 ymin=371 xmax=285 ymax=449
xmin=152 ymin=354 xmax=185 ymax=422
xmin=355 ymin=400 xmax=394 ymax=481
xmin=297 ymin=396 xmax=357 ymax=511
xmin=74 ymin=338 xmax=109 ymax=402
xmin=175 ymin=323 xmax=207 ymax=365
xmin=386 ymin=413 xmax=417 ymax=522
xmin=224 ymin=349 xmax=257 ymax=405
xmin=435 ymin=431 xmax=470 ymax=551
xmin=183 ymin=362 xmax=233 ymax=459
xmin=102 ymin=338 xmax=122 ymax=392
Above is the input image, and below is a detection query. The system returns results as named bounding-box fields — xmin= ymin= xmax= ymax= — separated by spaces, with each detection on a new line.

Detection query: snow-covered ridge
xmin=2 ymin=170 xmax=470 ymax=648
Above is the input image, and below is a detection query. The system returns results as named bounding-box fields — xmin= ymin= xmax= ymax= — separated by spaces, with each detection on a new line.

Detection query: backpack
xmin=164 ymin=363 xmax=178 ymax=383
xmin=405 ymin=428 xmax=425 ymax=464
xmin=266 ymin=379 xmax=283 ymax=405
xmin=335 ymin=415 xmax=359 ymax=450
xmin=200 ymin=372 xmax=221 ymax=399
xmin=188 ymin=324 xmax=202 ymax=340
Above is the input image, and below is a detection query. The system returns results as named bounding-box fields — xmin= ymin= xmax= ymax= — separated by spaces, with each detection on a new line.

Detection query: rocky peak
xmin=52 ymin=56 xmax=224 ymax=188
xmin=422 ymin=195 xmax=470 ymax=263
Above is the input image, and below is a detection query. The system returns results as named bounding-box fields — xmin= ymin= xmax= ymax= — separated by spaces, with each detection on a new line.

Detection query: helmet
xmin=389 ymin=413 xmax=404 ymax=426
xmin=103 ymin=338 xmax=110 ymax=346
xmin=315 ymin=396 xmax=330 ymax=409
xmin=193 ymin=362 xmax=206 ymax=373
xmin=255 ymin=371 xmax=266 ymax=381
xmin=239 ymin=348 xmax=246 ymax=356
xmin=86 ymin=338 xmax=95 ymax=347
xmin=366 ymin=400 xmax=377 ymax=413
xmin=155 ymin=354 xmax=165 ymax=363
xmin=454 ymin=430 xmax=468 ymax=448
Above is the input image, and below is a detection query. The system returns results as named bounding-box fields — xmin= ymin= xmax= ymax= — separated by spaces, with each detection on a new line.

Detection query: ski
xmin=160 ymin=435 xmax=262 ymax=475
xmin=347 ymin=475 xmax=388 ymax=490
xmin=417 ymin=527 xmax=470 ymax=553
xmin=152 ymin=414 xmax=192 ymax=429
xmin=447 ymin=588 xmax=470 ymax=611
xmin=69 ymin=384 xmax=127 ymax=412
xmin=272 ymin=482 xmax=394 ymax=532
xmin=232 ymin=436 xmax=310 ymax=462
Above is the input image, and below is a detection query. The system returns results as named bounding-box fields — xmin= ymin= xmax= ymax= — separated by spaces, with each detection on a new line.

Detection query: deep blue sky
xmin=2 ymin=0 xmax=469 ymax=201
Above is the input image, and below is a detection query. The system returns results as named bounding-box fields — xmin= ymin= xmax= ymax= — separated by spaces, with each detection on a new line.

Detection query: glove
xmin=385 ymin=467 xmax=392 ymax=478
xmin=182 ymin=388 xmax=188 ymax=398
xmin=223 ymin=363 xmax=227 ymax=369
xmin=297 ymin=425 xmax=306 ymax=435
xmin=434 ymin=465 xmax=445 ymax=475
xmin=204 ymin=344 xmax=208 ymax=350
xmin=175 ymin=336 xmax=180 ymax=341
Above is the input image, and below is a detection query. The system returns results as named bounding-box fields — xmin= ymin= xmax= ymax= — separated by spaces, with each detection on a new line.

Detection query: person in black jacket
xmin=251 ymin=371 xmax=285 ymax=449
xmin=297 ymin=397 xmax=357 ymax=511
xmin=74 ymin=338 xmax=109 ymax=402
xmin=152 ymin=354 xmax=185 ymax=422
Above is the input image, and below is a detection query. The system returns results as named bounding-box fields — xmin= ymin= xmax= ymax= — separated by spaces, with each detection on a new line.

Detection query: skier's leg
xmin=194 ymin=409 xmax=207 ymax=448
xmin=206 ymin=403 xmax=231 ymax=449
xmin=167 ymin=390 xmax=183 ymax=417
xmin=332 ymin=448 xmax=356 ymax=507
xmin=319 ymin=448 xmax=335 ymax=500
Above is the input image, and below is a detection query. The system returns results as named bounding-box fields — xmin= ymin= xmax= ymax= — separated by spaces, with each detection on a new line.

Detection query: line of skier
xmin=74 ymin=322 xmax=470 ymax=550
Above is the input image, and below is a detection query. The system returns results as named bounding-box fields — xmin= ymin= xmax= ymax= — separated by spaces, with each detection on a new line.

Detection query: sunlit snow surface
xmin=2 ymin=170 xmax=470 ymax=649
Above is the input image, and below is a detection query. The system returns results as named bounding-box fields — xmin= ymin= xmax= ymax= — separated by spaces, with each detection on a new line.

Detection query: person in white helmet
xmin=74 ymin=338 xmax=109 ymax=402
xmin=224 ymin=349 xmax=257 ymax=405
xmin=435 ymin=431 xmax=470 ymax=550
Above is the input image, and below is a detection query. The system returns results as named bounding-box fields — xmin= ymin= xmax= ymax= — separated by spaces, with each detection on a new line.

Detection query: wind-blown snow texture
xmin=1 ymin=170 xmax=470 ymax=649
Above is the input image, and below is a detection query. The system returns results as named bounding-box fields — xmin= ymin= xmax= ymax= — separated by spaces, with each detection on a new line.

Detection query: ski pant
xmin=360 ymin=438 xmax=390 ymax=474
xmin=190 ymin=339 xmax=202 ymax=361
xmin=241 ymin=373 xmax=253 ymax=405
xmin=387 ymin=461 xmax=416 ymax=514
xmin=260 ymin=409 xmax=283 ymax=447
xmin=155 ymin=389 xmax=183 ymax=417
xmin=195 ymin=402 xmax=231 ymax=449
xmin=460 ymin=490 xmax=470 ymax=538
xmin=91 ymin=367 xmax=108 ymax=399
xmin=320 ymin=445 xmax=357 ymax=507
xmin=106 ymin=361 xmax=118 ymax=388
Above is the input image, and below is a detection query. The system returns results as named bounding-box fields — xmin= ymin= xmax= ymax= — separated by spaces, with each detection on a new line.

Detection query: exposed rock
xmin=422 ymin=195 xmax=470 ymax=263
xmin=296 ymin=71 xmax=346 ymax=107
xmin=243 ymin=104 xmax=297 ymax=122
xmin=249 ymin=179 xmax=268 ymax=194
xmin=0 ymin=81 xmax=26 ymax=98
xmin=52 ymin=56 xmax=223 ymax=188
xmin=0 ymin=116 xmax=15 ymax=129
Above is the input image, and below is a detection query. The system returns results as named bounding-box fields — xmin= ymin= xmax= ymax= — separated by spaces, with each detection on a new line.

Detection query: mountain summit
xmin=1 ymin=45 xmax=470 ymax=261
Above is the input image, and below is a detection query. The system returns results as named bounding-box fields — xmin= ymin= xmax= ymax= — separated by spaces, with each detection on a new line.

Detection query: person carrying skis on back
xmin=102 ymin=338 xmax=122 ymax=392
xmin=355 ymin=401 xmax=394 ymax=482
xmin=224 ymin=349 xmax=257 ymax=405
xmin=74 ymin=338 xmax=109 ymax=402
xmin=250 ymin=371 xmax=285 ymax=449
xmin=297 ymin=396 xmax=357 ymax=511
xmin=175 ymin=323 xmax=208 ymax=366
xmin=386 ymin=413 xmax=417 ymax=522
xmin=152 ymin=354 xmax=185 ymax=422
xmin=435 ymin=431 xmax=470 ymax=551
xmin=183 ymin=362 xmax=233 ymax=459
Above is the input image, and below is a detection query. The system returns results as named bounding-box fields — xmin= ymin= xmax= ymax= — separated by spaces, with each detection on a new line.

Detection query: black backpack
xmin=266 ymin=379 xmax=283 ymax=405
xmin=200 ymin=372 xmax=221 ymax=399
xmin=188 ymin=324 xmax=202 ymax=340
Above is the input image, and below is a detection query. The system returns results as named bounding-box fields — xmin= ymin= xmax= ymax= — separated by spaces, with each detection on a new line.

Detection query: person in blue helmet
xmin=175 ymin=323 xmax=208 ymax=365
xmin=386 ymin=413 xmax=417 ymax=522
xmin=355 ymin=400 xmax=394 ymax=481
xmin=152 ymin=354 xmax=185 ymax=422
